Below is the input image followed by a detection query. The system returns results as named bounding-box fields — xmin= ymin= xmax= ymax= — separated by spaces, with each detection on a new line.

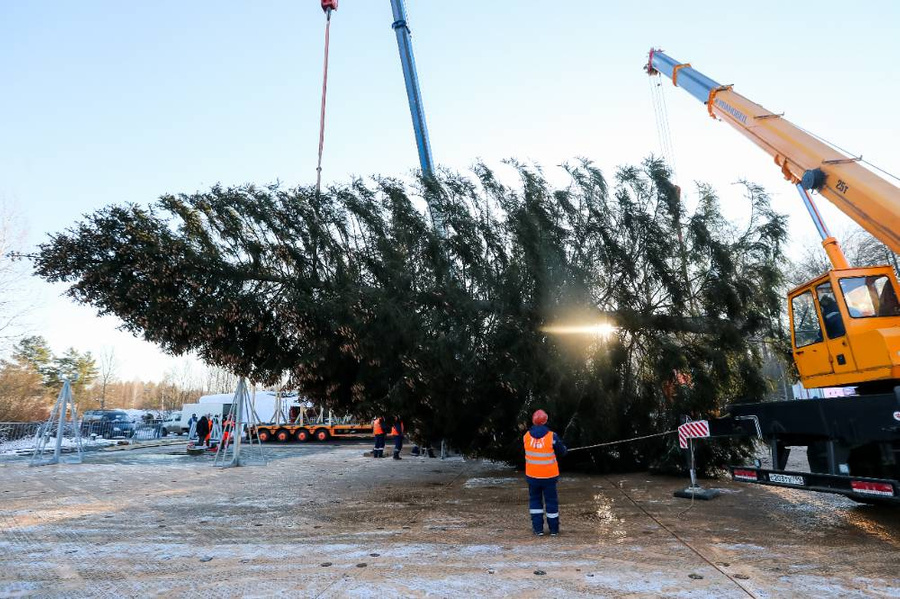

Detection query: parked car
xmin=81 ymin=410 xmax=135 ymax=439
xmin=161 ymin=412 xmax=183 ymax=435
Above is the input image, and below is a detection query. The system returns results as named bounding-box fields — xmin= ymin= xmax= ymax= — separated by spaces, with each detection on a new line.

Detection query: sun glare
xmin=541 ymin=323 xmax=618 ymax=338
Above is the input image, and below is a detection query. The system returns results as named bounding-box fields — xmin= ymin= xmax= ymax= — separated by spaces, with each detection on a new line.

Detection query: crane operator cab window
xmin=791 ymin=291 xmax=823 ymax=347
xmin=815 ymin=283 xmax=846 ymax=338
xmin=839 ymin=275 xmax=900 ymax=318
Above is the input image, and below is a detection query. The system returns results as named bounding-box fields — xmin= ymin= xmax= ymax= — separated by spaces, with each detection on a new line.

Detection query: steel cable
xmin=315 ymin=9 xmax=334 ymax=195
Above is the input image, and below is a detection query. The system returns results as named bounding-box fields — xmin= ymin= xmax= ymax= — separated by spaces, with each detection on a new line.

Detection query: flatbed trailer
xmin=249 ymin=422 xmax=375 ymax=443
xmin=708 ymin=390 xmax=900 ymax=504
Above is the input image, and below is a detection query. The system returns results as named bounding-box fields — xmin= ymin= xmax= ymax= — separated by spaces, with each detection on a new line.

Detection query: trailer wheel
xmin=257 ymin=429 xmax=272 ymax=443
xmin=295 ymin=428 xmax=310 ymax=442
xmin=315 ymin=429 xmax=330 ymax=442
xmin=275 ymin=428 xmax=291 ymax=443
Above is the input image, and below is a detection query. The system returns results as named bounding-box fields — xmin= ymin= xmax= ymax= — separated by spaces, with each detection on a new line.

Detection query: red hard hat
xmin=532 ymin=409 xmax=548 ymax=425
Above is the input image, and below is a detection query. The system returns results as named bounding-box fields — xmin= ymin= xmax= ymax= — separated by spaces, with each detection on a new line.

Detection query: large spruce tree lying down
xmin=34 ymin=158 xmax=787 ymax=472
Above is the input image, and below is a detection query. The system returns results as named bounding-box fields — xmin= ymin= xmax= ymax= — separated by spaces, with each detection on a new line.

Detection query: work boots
xmin=393 ymin=450 xmax=402 ymax=460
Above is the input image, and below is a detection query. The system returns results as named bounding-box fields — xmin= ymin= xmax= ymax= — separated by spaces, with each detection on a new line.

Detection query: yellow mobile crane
xmin=646 ymin=50 xmax=900 ymax=503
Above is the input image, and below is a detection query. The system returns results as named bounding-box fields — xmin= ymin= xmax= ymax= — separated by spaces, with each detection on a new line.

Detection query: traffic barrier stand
xmin=674 ymin=420 xmax=720 ymax=500
xmin=31 ymin=380 xmax=83 ymax=466
xmin=213 ymin=377 xmax=267 ymax=468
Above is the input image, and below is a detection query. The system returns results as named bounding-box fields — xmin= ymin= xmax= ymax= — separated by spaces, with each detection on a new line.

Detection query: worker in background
xmin=188 ymin=413 xmax=198 ymax=440
xmin=372 ymin=416 xmax=386 ymax=458
xmin=410 ymin=432 xmax=437 ymax=458
xmin=221 ymin=414 xmax=233 ymax=446
xmin=206 ymin=414 xmax=215 ymax=445
xmin=391 ymin=415 xmax=405 ymax=460
xmin=523 ymin=409 xmax=567 ymax=536
xmin=195 ymin=414 xmax=210 ymax=448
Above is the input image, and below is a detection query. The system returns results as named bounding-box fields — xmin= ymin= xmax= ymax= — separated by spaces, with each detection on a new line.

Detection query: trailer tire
xmin=315 ymin=429 xmax=330 ymax=442
xmin=257 ymin=429 xmax=272 ymax=443
xmin=295 ymin=428 xmax=310 ymax=442
xmin=275 ymin=428 xmax=291 ymax=443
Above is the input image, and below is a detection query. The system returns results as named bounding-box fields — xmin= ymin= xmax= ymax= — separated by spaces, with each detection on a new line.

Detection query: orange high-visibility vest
xmin=373 ymin=419 xmax=384 ymax=435
xmin=391 ymin=421 xmax=404 ymax=436
xmin=523 ymin=431 xmax=559 ymax=478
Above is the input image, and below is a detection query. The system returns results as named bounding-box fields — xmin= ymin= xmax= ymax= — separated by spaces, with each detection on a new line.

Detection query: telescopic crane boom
xmin=646 ymin=50 xmax=900 ymax=258
xmin=646 ymin=49 xmax=900 ymax=392
xmin=647 ymin=50 xmax=900 ymax=504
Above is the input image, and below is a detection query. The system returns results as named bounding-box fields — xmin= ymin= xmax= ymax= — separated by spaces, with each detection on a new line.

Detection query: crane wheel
xmin=275 ymin=428 xmax=291 ymax=443
xmin=257 ymin=429 xmax=272 ymax=443
xmin=315 ymin=429 xmax=330 ymax=442
xmin=295 ymin=428 xmax=310 ymax=442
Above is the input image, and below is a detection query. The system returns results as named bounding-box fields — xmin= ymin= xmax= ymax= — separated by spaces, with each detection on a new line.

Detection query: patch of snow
xmin=714 ymin=543 xmax=767 ymax=552
xmin=779 ymin=574 xmax=895 ymax=598
xmin=0 ymin=436 xmax=118 ymax=456
xmin=463 ymin=477 xmax=518 ymax=488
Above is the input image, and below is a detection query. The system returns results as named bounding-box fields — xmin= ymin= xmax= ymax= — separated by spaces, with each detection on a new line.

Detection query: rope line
xmin=794 ymin=122 xmax=900 ymax=184
xmin=315 ymin=9 xmax=334 ymax=195
xmin=605 ymin=476 xmax=757 ymax=598
xmin=648 ymin=74 xmax=677 ymax=178
xmin=567 ymin=429 xmax=677 ymax=453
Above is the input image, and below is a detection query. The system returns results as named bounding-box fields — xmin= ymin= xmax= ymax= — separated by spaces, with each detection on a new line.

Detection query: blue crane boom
xmin=390 ymin=0 xmax=434 ymax=177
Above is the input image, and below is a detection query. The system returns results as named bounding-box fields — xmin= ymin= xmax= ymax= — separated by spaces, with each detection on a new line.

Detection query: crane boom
xmin=646 ymin=50 xmax=900 ymax=255
xmin=391 ymin=0 xmax=434 ymax=177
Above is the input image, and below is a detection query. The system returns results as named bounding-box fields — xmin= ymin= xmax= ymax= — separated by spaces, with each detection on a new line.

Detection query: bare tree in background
xmin=788 ymin=225 xmax=900 ymax=287
xmin=204 ymin=365 xmax=239 ymax=394
xmin=97 ymin=347 xmax=119 ymax=409
xmin=0 ymin=201 xmax=31 ymax=354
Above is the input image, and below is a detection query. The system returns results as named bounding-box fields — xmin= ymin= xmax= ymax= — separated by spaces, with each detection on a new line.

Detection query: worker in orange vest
xmin=391 ymin=416 xmax=405 ymax=460
xmin=222 ymin=415 xmax=235 ymax=446
xmin=372 ymin=416 xmax=386 ymax=458
xmin=523 ymin=409 xmax=567 ymax=536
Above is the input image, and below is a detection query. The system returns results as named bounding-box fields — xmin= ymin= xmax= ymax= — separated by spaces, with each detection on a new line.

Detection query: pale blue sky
xmin=2 ymin=1 xmax=898 ymax=380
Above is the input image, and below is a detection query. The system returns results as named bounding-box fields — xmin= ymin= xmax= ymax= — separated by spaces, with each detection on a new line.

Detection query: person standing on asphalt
xmin=391 ymin=415 xmax=405 ymax=460
xmin=523 ymin=409 xmax=567 ymax=536
xmin=188 ymin=414 xmax=198 ymax=439
xmin=372 ymin=416 xmax=386 ymax=458
xmin=195 ymin=415 xmax=210 ymax=448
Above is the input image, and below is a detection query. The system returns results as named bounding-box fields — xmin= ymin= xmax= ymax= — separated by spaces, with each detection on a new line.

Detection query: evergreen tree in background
xmin=33 ymin=158 xmax=787 ymax=472
xmin=0 ymin=337 xmax=100 ymax=419
xmin=47 ymin=347 xmax=99 ymax=398
xmin=11 ymin=335 xmax=55 ymax=385
xmin=0 ymin=336 xmax=53 ymax=421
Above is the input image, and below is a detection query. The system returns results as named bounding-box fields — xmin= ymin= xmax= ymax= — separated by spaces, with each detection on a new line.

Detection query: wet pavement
xmin=0 ymin=441 xmax=898 ymax=597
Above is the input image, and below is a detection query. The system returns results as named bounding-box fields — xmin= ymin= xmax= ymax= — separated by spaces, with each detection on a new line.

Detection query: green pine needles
xmin=35 ymin=158 xmax=787 ymax=472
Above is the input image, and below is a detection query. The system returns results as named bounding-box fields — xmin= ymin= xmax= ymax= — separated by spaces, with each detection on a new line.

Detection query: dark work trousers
xmin=527 ymin=476 xmax=559 ymax=534
xmin=393 ymin=434 xmax=403 ymax=457
xmin=373 ymin=434 xmax=386 ymax=457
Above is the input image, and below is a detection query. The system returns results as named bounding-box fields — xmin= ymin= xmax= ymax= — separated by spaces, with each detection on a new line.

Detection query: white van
xmin=179 ymin=402 xmax=232 ymax=432
xmin=161 ymin=412 xmax=183 ymax=435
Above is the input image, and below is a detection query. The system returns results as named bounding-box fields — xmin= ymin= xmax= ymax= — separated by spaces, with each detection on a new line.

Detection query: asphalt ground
xmin=1 ymin=441 xmax=898 ymax=598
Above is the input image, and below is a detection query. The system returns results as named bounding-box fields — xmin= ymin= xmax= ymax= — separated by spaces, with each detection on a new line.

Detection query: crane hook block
xmin=801 ymin=168 xmax=827 ymax=191
xmin=321 ymin=0 xmax=338 ymax=11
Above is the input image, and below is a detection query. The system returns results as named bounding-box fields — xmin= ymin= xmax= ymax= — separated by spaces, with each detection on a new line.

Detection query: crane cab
xmin=788 ymin=265 xmax=900 ymax=391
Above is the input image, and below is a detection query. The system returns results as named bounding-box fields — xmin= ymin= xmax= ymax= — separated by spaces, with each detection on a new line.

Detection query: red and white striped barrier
xmin=678 ymin=420 xmax=710 ymax=449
